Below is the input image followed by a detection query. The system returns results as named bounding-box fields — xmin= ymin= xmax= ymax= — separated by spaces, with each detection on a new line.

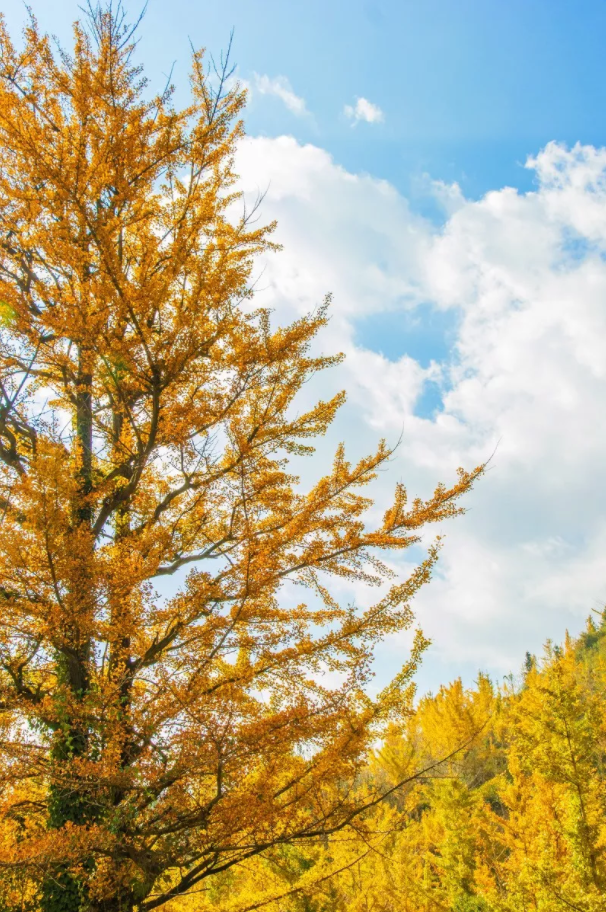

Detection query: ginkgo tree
xmin=0 ymin=4 xmax=485 ymax=911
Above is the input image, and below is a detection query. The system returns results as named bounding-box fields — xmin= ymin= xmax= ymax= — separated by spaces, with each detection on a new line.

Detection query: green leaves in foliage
xmin=0 ymin=300 xmax=16 ymax=327
xmin=41 ymin=869 xmax=87 ymax=912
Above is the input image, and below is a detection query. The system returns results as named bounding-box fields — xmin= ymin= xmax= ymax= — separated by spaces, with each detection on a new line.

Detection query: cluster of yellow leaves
xmin=175 ymin=616 xmax=606 ymax=912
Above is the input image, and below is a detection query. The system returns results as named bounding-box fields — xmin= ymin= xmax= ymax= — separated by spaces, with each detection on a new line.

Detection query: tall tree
xmin=0 ymin=4 xmax=484 ymax=910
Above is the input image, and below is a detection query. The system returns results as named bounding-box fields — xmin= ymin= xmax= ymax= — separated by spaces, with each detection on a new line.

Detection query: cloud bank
xmin=233 ymin=135 xmax=606 ymax=694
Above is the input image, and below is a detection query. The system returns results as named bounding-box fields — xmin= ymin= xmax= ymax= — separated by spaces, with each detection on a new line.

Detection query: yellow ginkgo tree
xmin=0 ymin=4 xmax=484 ymax=911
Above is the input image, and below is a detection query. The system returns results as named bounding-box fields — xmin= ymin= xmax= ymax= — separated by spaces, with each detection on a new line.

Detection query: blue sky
xmin=5 ymin=1 xmax=606 ymax=200
xmin=4 ymin=1 xmax=606 ymax=696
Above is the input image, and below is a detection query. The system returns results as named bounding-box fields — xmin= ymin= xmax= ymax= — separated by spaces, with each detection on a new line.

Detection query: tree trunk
xmin=41 ymin=348 xmax=96 ymax=912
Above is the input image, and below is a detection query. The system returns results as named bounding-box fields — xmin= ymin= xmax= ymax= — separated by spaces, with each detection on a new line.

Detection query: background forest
xmin=169 ymin=613 xmax=606 ymax=912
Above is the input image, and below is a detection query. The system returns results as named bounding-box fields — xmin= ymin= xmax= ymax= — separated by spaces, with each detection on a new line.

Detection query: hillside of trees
xmin=166 ymin=613 xmax=606 ymax=912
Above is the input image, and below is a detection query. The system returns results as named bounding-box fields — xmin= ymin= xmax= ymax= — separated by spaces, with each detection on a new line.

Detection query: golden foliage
xmin=0 ymin=5 xmax=484 ymax=910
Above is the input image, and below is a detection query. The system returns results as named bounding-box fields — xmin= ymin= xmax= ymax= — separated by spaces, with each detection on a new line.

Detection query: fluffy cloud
xmin=250 ymin=73 xmax=307 ymax=115
xmin=344 ymin=96 xmax=384 ymax=124
xmin=233 ymin=135 xmax=606 ymax=695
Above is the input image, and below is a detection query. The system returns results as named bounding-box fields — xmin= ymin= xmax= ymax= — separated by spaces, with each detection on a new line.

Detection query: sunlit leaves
xmin=0 ymin=5 xmax=483 ymax=910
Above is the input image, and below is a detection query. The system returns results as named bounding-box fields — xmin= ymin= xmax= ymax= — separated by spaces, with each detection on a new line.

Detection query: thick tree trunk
xmin=41 ymin=348 xmax=96 ymax=912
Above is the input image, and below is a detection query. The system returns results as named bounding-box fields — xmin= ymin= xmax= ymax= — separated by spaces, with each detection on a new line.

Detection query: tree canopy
xmin=0 ymin=5 xmax=484 ymax=911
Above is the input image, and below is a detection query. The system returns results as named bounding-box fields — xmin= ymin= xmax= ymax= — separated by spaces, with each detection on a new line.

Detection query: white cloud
xmin=233 ymin=135 xmax=606 ymax=694
xmin=251 ymin=73 xmax=307 ymax=115
xmin=344 ymin=96 xmax=384 ymax=125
